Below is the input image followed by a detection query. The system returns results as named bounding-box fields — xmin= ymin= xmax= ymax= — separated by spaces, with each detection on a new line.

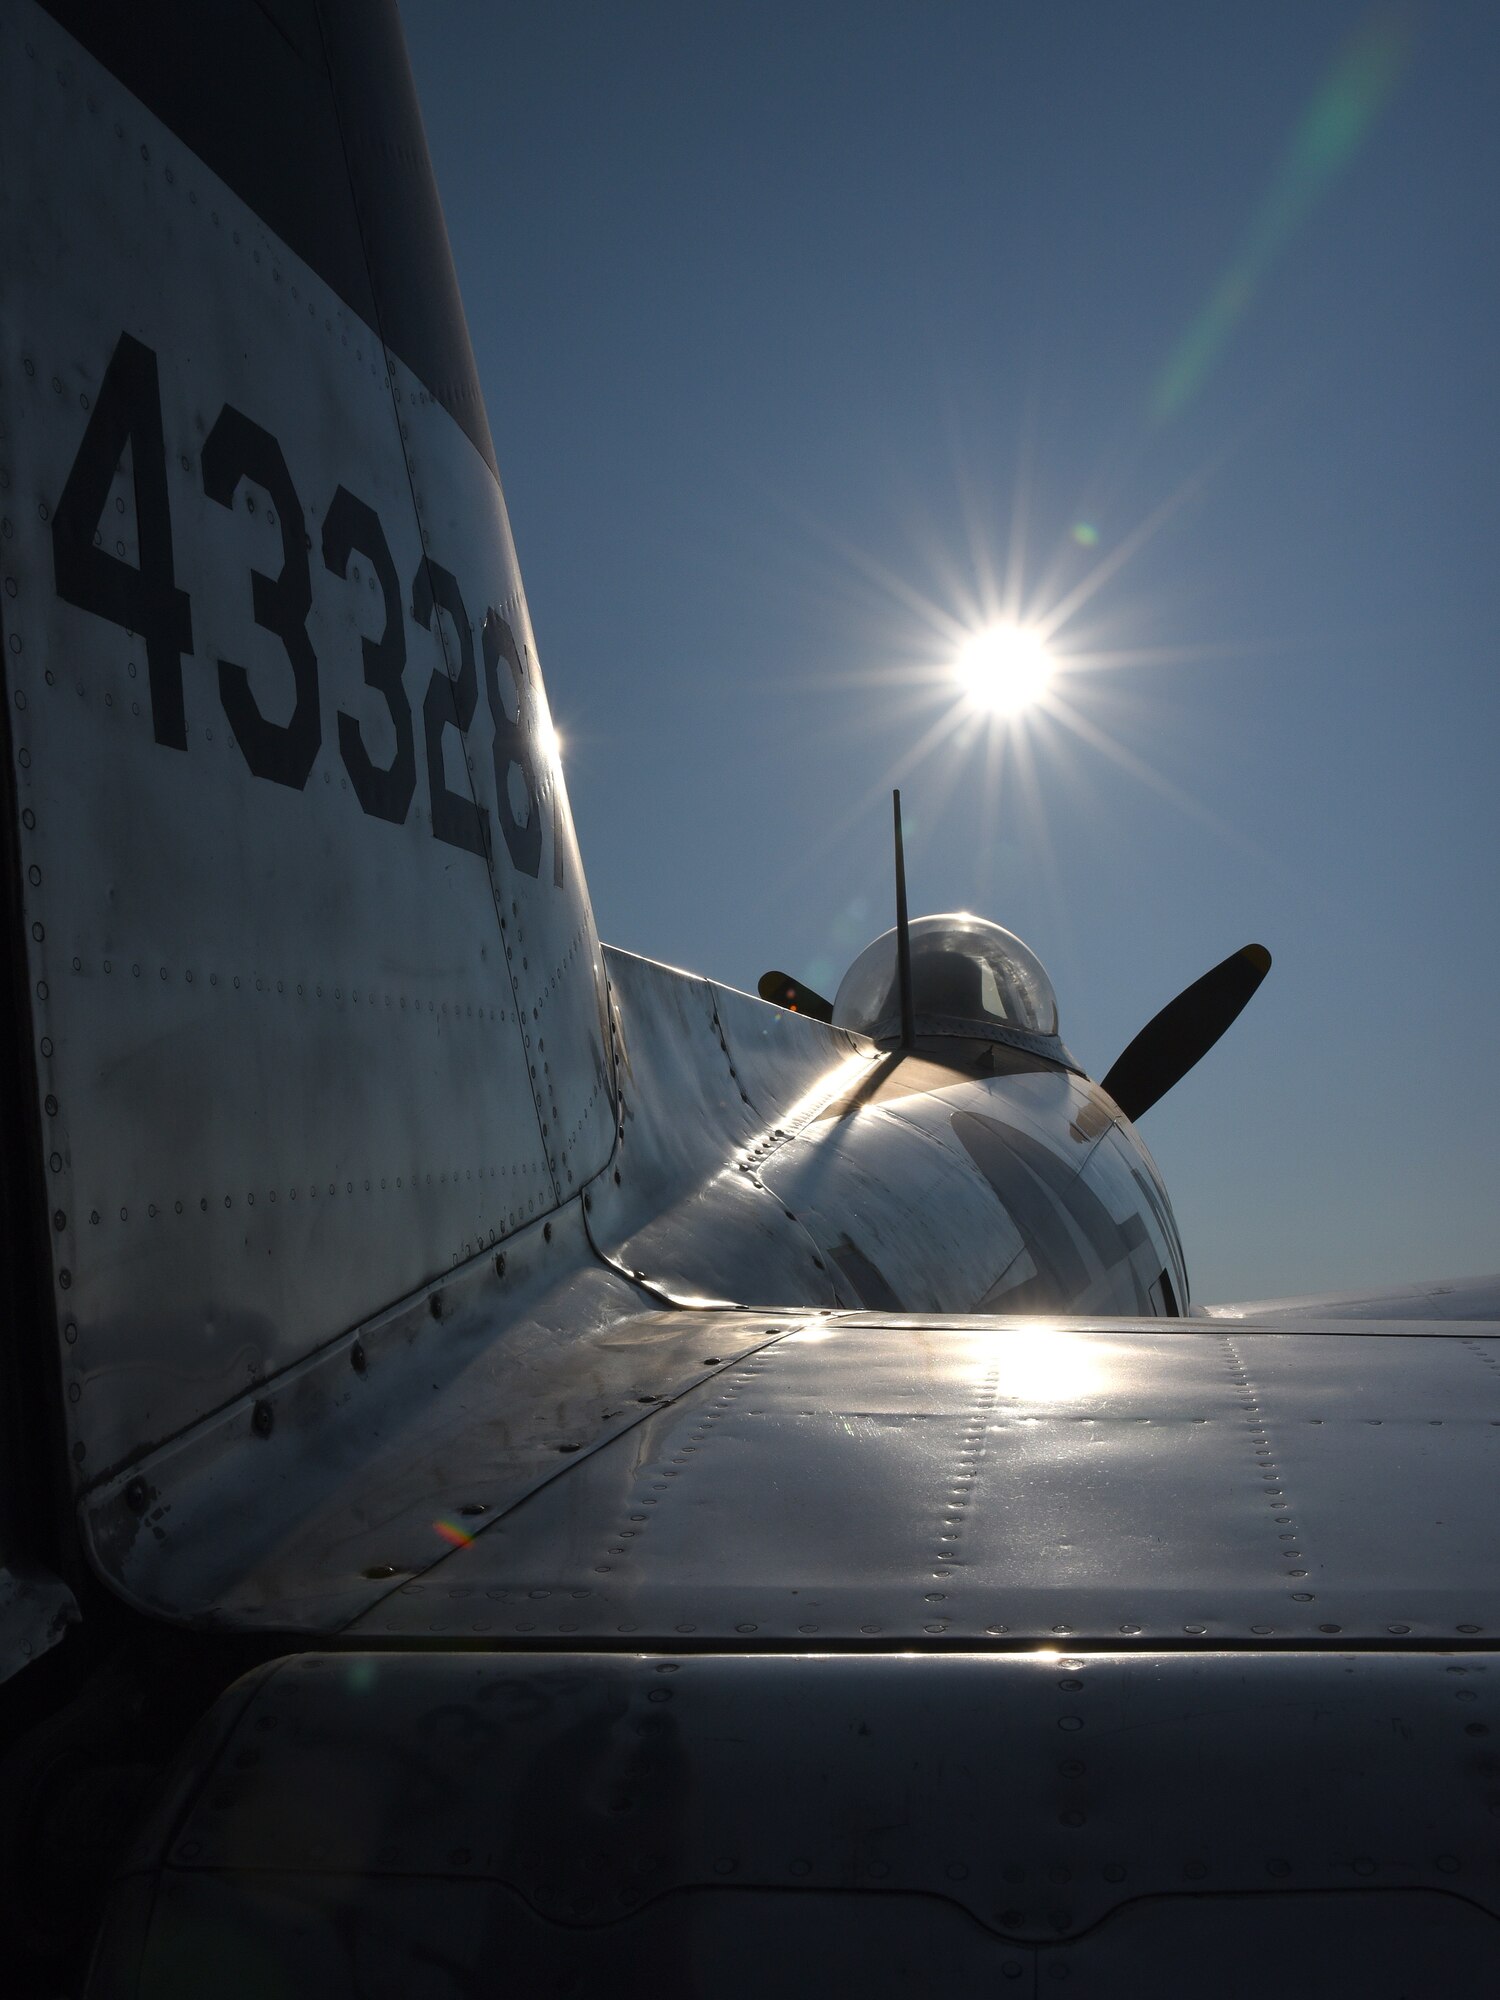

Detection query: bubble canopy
xmin=832 ymin=913 xmax=1061 ymax=1048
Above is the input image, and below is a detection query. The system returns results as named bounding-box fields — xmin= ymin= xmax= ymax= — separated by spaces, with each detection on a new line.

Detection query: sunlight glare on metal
xmin=954 ymin=623 xmax=1054 ymax=717
xmin=995 ymin=1327 xmax=1106 ymax=1404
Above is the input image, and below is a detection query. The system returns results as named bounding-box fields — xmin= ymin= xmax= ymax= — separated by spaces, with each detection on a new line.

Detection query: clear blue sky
xmin=402 ymin=2 xmax=1499 ymax=1304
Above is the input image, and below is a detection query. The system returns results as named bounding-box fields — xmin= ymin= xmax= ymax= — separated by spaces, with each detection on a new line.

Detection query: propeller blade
xmin=1102 ymin=942 xmax=1271 ymax=1122
xmin=758 ymin=970 xmax=834 ymax=1024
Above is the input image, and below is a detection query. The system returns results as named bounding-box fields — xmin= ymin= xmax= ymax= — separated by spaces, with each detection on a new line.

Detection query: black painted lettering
xmin=52 ymin=333 xmax=193 ymax=749
xmin=481 ymin=608 xmax=541 ymax=880
xmin=322 ymin=486 xmax=414 ymax=824
xmin=412 ymin=559 xmax=488 ymax=856
xmin=202 ymin=407 xmax=321 ymax=788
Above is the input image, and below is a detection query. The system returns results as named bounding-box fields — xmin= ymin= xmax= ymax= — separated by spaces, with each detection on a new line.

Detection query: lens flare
xmin=954 ymin=624 xmax=1054 ymax=716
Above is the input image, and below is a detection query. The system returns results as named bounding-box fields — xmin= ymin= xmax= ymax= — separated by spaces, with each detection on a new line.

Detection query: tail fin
xmin=0 ymin=2 xmax=616 ymax=1525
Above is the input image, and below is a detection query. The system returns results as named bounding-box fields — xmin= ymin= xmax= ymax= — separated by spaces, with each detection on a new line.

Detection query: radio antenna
xmin=893 ymin=789 xmax=915 ymax=1049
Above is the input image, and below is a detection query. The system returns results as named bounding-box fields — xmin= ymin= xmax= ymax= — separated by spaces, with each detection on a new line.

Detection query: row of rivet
xmin=51 ymin=957 xmax=508 ymax=1018
xmin=17 ymin=35 xmax=390 ymax=389
xmin=587 ymin=1349 xmax=764 ymax=1576
xmin=1219 ymin=1332 xmax=1320 ymax=1607
xmin=53 ymin=1162 xmax=543 ymax=1222
xmin=930 ymin=1362 xmax=1002 ymax=1592
xmin=399 ymin=1599 xmax=1498 ymax=1641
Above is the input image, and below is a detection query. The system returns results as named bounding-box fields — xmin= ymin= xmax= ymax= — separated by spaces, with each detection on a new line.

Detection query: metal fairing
xmin=0 ymin=1 xmax=615 ymax=1493
xmin=585 ymin=948 xmax=855 ymax=1308
xmin=84 ymin=1213 xmax=880 ymax=1633
xmin=88 ymin=1651 xmax=1500 ymax=1993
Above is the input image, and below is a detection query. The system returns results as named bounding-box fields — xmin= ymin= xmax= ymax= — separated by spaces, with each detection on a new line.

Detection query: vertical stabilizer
xmin=0 ymin=1 xmax=616 ymax=1532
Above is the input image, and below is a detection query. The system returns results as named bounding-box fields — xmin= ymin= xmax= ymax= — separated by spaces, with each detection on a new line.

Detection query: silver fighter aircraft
xmin=2 ymin=3 xmax=1498 ymax=1992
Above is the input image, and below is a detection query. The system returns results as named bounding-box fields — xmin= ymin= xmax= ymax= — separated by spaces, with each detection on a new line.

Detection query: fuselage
xmin=588 ymin=945 xmax=1188 ymax=1322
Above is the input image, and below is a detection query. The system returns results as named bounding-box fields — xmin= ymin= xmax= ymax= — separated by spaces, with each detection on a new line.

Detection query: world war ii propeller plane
xmin=2 ymin=3 xmax=1499 ymax=1992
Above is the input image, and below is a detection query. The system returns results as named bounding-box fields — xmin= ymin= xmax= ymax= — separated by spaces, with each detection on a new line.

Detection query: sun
xmin=954 ymin=623 xmax=1054 ymax=716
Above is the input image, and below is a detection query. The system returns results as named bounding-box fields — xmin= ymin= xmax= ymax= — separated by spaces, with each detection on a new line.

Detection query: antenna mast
xmin=893 ymin=789 xmax=915 ymax=1048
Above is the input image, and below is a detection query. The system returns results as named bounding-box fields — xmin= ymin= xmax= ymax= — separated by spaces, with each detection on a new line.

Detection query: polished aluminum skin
xmin=348 ymin=1313 xmax=1500 ymax=1648
xmin=0 ymin=0 xmax=615 ymax=1496
xmin=78 ymin=946 xmax=1194 ymax=1633
xmin=91 ymin=1649 xmax=1500 ymax=1995
xmin=3 ymin=0 xmax=1499 ymax=1990
xmin=1 ymin=0 xmax=1190 ymax=1655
